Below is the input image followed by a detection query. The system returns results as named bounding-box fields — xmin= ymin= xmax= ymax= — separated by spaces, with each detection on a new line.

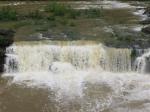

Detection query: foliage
xmin=45 ymin=2 xmax=78 ymax=19
xmin=45 ymin=2 xmax=70 ymax=15
xmin=0 ymin=7 xmax=18 ymax=21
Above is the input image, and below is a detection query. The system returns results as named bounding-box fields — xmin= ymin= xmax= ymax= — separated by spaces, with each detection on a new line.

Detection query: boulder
xmin=144 ymin=7 xmax=150 ymax=17
xmin=0 ymin=29 xmax=15 ymax=47
xmin=0 ymin=29 xmax=15 ymax=73
xmin=0 ymin=29 xmax=15 ymax=37
xmin=142 ymin=26 xmax=150 ymax=34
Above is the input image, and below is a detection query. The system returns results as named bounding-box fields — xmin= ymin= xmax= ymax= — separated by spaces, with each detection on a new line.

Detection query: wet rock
xmin=140 ymin=18 xmax=150 ymax=25
xmin=144 ymin=7 xmax=150 ymax=17
xmin=0 ymin=29 xmax=15 ymax=37
xmin=142 ymin=26 xmax=150 ymax=34
xmin=42 ymin=32 xmax=52 ymax=39
xmin=0 ymin=29 xmax=15 ymax=47
xmin=0 ymin=29 xmax=15 ymax=73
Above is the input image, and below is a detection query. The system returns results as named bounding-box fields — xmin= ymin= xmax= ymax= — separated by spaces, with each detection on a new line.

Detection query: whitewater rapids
xmin=2 ymin=41 xmax=150 ymax=112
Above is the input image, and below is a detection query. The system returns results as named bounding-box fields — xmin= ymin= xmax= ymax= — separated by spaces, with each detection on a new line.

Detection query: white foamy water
xmin=0 ymin=2 xmax=26 ymax=6
xmin=135 ymin=49 xmax=150 ymax=73
xmin=2 ymin=42 xmax=150 ymax=112
xmin=132 ymin=26 xmax=142 ymax=32
xmin=4 ymin=43 xmax=132 ymax=72
xmin=3 ymin=65 xmax=150 ymax=111
xmin=133 ymin=9 xmax=148 ymax=20
xmin=73 ymin=0 xmax=134 ymax=10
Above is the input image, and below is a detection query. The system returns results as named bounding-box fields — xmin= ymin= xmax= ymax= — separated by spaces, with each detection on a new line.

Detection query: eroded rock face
xmin=144 ymin=7 xmax=150 ymax=17
xmin=140 ymin=7 xmax=150 ymax=25
xmin=0 ymin=29 xmax=15 ymax=37
xmin=0 ymin=29 xmax=15 ymax=73
xmin=142 ymin=26 xmax=150 ymax=34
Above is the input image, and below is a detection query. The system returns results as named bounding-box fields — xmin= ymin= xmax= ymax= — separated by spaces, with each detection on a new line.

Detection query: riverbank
xmin=0 ymin=0 xmax=149 ymax=49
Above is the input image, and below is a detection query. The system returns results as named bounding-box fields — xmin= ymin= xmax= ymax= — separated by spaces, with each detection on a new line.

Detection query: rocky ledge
xmin=141 ymin=7 xmax=150 ymax=34
xmin=0 ymin=29 xmax=15 ymax=73
xmin=142 ymin=26 xmax=150 ymax=34
xmin=144 ymin=7 xmax=150 ymax=17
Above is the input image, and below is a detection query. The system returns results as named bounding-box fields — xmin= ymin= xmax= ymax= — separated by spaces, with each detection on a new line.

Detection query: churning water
xmin=1 ymin=41 xmax=150 ymax=112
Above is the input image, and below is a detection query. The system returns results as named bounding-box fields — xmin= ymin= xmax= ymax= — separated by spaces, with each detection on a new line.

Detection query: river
xmin=0 ymin=0 xmax=150 ymax=112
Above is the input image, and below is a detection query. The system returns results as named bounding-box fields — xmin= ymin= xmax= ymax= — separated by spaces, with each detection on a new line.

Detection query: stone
xmin=0 ymin=29 xmax=15 ymax=73
xmin=142 ymin=26 xmax=150 ymax=34
xmin=0 ymin=29 xmax=15 ymax=37
xmin=144 ymin=7 xmax=150 ymax=17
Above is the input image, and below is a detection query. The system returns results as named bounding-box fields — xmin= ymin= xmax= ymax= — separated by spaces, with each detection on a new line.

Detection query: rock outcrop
xmin=141 ymin=7 xmax=150 ymax=34
xmin=0 ymin=29 xmax=15 ymax=73
xmin=144 ymin=7 xmax=150 ymax=17
xmin=142 ymin=26 xmax=150 ymax=34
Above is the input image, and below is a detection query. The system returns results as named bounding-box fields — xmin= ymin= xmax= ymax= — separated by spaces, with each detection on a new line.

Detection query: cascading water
xmin=2 ymin=41 xmax=150 ymax=112
xmin=135 ymin=49 xmax=150 ymax=73
xmin=4 ymin=42 xmax=132 ymax=73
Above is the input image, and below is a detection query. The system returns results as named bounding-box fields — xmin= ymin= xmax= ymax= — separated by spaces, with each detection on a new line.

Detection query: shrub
xmin=45 ymin=2 xmax=78 ymax=19
xmin=45 ymin=2 xmax=69 ymax=16
xmin=0 ymin=7 xmax=18 ymax=21
xmin=45 ymin=2 xmax=103 ymax=21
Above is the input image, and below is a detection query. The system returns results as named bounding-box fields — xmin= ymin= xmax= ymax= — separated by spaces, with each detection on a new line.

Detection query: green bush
xmin=0 ymin=7 xmax=18 ymax=21
xmin=45 ymin=2 xmax=102 ymax=21
xmin=45 ymin=2 xmax=78 ymax=19
xmin=45 ymin=2 xmax=69 ymax=16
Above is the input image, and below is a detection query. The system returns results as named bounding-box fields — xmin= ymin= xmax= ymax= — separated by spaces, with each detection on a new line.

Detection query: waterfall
xmin=135 ymin=49 xmax=150 ymax=73
xmin=4 ymin=42 xmax=132 ymax=73
xmin=3 ymin=42 xmax=150 ymax=112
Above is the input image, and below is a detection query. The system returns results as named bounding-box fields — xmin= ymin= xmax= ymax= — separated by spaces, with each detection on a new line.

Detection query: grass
xmin=0 ymin=1 xmax=147 ymax=48
xmin=0 ymin=2 xmax=103 ymax=23
xmin=0 ymin=7 xmax=18 ymax=21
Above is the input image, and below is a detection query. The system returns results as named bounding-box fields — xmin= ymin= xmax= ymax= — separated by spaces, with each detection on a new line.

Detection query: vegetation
xmin=0 ymin=7 xmax=18 ymax=21
xmin=0 ymin=3 xmax=102 ymax=23
xmin=0 ymin=2 xmax=104 ymax=40
xmin=45 ymin=2 xmax=78 ymax=18
xmin=0 ymin=36 xmax=12 ymax=46
xmin=45 ymin=2 xmax=102 ymax=20
xmin=0 ymin=1 xmax=148 ymax=48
